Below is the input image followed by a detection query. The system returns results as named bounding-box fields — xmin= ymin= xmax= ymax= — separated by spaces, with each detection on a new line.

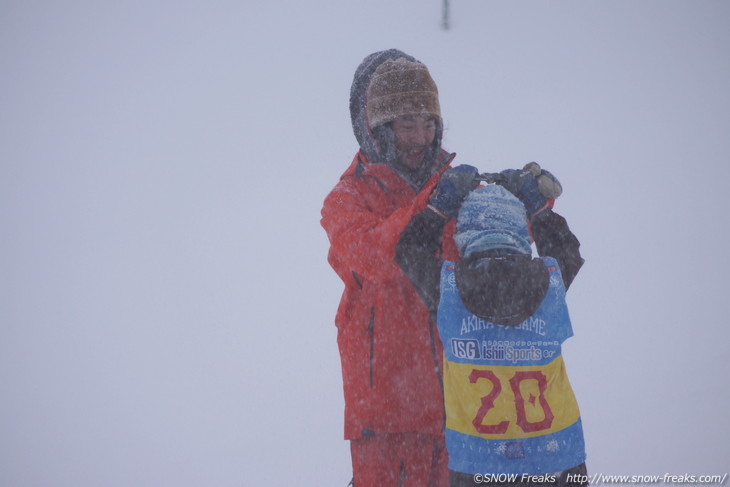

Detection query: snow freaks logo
xmin=473 ymin=473 xmax=557 ymax=484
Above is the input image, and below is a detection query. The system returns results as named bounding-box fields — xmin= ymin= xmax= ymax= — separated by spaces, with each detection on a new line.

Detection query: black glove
xmin=498 ymin=162 xmax=562 ymax=217
xmin=429 ymin=164 xmax=480 ymax=218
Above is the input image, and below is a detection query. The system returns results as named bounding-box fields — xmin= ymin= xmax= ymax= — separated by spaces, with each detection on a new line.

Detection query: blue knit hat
xmin=455 ymin=185 xmax=533 ymax=257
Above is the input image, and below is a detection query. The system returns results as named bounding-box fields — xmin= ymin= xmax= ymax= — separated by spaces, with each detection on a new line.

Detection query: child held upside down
xmin=396 ymin=171 xmax=588 ymax=487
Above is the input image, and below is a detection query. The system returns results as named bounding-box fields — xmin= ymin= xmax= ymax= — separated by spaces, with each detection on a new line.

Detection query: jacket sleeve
xmin=321 ymin=176 xmax=437 ymax=283
xmin=530 ymin=209 xmax=585 ymax=290
xmin=394 ymin=208 xmax=448 ymax=312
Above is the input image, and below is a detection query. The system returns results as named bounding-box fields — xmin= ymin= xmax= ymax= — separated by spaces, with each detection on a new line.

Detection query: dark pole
xmin=441 ymin=0 xmax=450 ymax=30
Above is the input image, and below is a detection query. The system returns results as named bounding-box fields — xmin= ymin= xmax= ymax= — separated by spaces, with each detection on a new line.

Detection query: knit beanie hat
xmin=366 ymin=57 xmax=441 ymax=129
xmin=454 ymin=185 xmax=533 ymax=257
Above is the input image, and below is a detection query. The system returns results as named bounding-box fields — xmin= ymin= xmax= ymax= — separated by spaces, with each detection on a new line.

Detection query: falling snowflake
xmin=546 ymin=440 xmax=560 ymax=453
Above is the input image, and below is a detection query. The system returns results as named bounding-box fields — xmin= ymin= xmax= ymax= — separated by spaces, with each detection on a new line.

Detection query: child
xmin=441 ymin=184 xmax=586 ymax=486
xmin=396 ymin=172 xmax=587 ymax=487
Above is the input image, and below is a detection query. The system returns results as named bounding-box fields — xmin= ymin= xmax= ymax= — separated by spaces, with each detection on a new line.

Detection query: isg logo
xmin=451 ymin=339 xmax=480 ymax=359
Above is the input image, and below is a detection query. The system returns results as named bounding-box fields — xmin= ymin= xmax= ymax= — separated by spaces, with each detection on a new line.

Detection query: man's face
xmin=391 ymin=115 xmax=437 ymax=168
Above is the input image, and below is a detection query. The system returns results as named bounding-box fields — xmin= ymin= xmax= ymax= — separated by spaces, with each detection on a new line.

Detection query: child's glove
xmin=499 ymin=162 xmax=562 ymax=217
xmin=524 ymin=162 xmax=562 ymax=200
xmin=429 ymin=164 xmax=480 ymax=218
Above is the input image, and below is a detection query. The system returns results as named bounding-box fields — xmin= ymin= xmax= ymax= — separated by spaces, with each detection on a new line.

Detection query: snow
xmin=1 ymin=1 xmax=729 ymax=485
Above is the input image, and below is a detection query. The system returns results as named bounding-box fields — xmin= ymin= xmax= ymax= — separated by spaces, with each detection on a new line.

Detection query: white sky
xmin=2 ymin=1 xmax=729 ymax=485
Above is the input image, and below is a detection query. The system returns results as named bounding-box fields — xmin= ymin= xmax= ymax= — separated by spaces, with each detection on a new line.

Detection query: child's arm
xmin=530 ymin=209 xmax=585 ymax=290
xmin=394 ymin=208 xmax=447 ymax=313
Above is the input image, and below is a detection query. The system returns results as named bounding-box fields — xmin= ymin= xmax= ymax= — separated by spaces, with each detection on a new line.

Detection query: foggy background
xmin=2 ymin=1 xmax=728 ymax=485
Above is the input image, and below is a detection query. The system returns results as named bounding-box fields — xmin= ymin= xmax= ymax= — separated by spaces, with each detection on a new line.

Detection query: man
xmin=321 ymin=50 xmax=476 ymax=486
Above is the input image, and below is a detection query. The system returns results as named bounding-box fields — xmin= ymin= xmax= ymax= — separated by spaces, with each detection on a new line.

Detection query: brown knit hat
xmin=366 ymin=57 xmax=441 ymax=129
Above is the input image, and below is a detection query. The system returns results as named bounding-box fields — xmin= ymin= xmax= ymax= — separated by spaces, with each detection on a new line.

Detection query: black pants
xmin=449 ymin=463 xmax=588 ymax=487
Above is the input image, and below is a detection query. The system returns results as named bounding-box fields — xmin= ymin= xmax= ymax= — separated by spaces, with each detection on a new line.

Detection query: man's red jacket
xmin=321 ymin=150 xmax=458 ymax=439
